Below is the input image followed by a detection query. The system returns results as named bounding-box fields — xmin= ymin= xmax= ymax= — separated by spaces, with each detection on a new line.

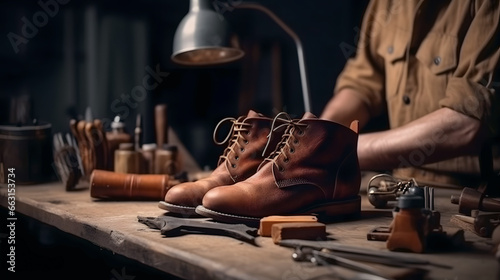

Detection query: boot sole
xmin=158 ymin=201 xmax=201 ymax=217
xmin=195 ymin=196 xmax=361 ymax=225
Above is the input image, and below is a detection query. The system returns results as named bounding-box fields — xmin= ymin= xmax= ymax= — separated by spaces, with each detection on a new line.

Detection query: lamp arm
xmin=232 ymin=2 xmax=312 ymax=113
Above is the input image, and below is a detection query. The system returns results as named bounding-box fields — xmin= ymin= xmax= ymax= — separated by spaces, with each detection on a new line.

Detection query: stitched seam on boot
xmin=277 ymin=178 xmax=311 ymax=188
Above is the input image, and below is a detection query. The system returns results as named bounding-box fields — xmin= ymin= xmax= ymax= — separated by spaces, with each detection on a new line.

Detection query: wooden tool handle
xmin=90 ymin=169 xmax=171 ymax=200
xmin=93 ymin=119 xmax=108 ymax=170
xmin=155 ymin=104 xmax=168 ymax=148
xmin=76 ymin=120 xmax=91 ymax=176
xmin=84 ymin=122 xmax=97 ymax=172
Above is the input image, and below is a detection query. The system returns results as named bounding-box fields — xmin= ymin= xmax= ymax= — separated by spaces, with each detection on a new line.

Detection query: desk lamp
xmin=171 ymin=0 xmax=312 ymax=113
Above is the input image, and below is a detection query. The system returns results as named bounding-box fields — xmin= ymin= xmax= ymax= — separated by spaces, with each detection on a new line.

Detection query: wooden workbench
xmin=1 ymin=176 xmax=499 ymax=280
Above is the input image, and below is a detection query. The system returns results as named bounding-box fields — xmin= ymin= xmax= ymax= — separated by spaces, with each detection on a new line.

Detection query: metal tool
xmin=292 ymin=246 xmax=394 ymax=280
xmin=53 ymin=132 xmax=83 ymax=190
xmin=138 ymin=215 xmax=259 ymax=245
xmin=155 ymin=104 xmax=168 ymax=148
xmin=135 ymin=113 xmax=142 ymax=152
xmin=451 ymin=210 xmax=500 ymax=238
xmin=366 ymin=174 xmax=427 ymax=208
xmin=279 ymin=239 xmax=450 ymax=268
xmin=451 ymin=186 xmax=500 ymax=215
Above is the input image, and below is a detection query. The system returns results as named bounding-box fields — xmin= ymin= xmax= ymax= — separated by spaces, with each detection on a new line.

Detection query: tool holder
xmin=367 ymin=189 xmax=447 ymax=253
xmin=366 ymin=174 xmax=431 ymax=209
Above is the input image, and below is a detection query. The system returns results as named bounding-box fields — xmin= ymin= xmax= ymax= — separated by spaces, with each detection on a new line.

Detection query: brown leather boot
xmin=158 ymin=110 xmax=286 ymax=216
xmin=196 ymin=112 xmax=361 ymax=224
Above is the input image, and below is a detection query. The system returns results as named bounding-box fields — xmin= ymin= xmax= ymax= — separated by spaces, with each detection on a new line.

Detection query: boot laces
xmin=213 ymin=116 xmax=252 ymax=167
xmin=260 ymin=112 xmax=307 ymax=171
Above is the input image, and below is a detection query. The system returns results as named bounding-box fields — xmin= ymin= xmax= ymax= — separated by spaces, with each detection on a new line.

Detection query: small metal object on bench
xmin=279 ymin=239 xmax=449 ymax=268
xmin=292 ymin=246 xmax=393 ymax=280
xmin=366 ymin=174 xmax=425 ymax=208
xmin=138 ymin=215 xmax=259 ymax=245
xmin=450 ymin=186 xmax=500 ymax=216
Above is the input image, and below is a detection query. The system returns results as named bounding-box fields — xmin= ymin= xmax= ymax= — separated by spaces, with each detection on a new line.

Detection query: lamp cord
xmin=228 ymin=2 xmax=312 ymax=113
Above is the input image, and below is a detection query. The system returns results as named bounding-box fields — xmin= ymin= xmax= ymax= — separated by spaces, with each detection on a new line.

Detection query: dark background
xmin=0 ymin=1 xmax=371 ymax=278
xmin=0 ymin=0 xmax=369 ymax=170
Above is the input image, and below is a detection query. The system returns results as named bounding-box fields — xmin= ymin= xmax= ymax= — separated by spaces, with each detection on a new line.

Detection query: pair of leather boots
xmin=158 ymin=110 xmax=361 ymax=225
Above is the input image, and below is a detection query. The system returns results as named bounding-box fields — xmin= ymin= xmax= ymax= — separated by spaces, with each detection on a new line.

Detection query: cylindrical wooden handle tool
xmin=77 ymin=120 xmax=91 ymax=176
xmin=155 ymin=104 xmax=168 ymax=148
xmin=90 ymin=169 xmax=171 ymax=200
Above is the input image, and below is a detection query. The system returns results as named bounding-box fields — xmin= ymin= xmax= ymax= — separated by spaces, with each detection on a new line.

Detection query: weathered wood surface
xmin=1 ymin=177 xmax=498 ymax=280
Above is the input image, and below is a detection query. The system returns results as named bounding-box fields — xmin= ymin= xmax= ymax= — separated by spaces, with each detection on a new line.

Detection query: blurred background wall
xmin=0 ymin=0 xmax=369 ymax=170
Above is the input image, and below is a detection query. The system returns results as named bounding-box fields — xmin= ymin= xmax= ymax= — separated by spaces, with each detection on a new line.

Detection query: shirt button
xmin=402 ymin=95 xmax=411 ymax=104
xmin=387 ymin=46 xmax=394 ymax=54
xmin=433 ymin=56 xmax=441 ymax=65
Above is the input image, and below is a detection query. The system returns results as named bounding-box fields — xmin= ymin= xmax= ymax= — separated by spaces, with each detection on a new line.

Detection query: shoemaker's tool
xmin=53 ymin=132 xmax=82 ymax=190
xmin=90 ymin=169 xmax=180 ymax=200
xmin=106 ymin=116 xmax=132 ymax=171
xmin=451 ymin=186 xmax=500 ymax=215
xmin=84 ymin=119 xmax=108 ymax=171
xmin=292 ymin=246 xmax=393 ymax=280
xmin=137 ymin=215 xmax=258 ymax=245
xmin=75 ymin=119 xmax=91 ymax=176
xmin=135 ymin=113 xmax=142 ymax=152
xmin=114 ymin=143 xmax=141 ymax=174
xmin=279 ymin=239 xmax=450 ymax=269
xmin=386 ymin=194 xmax=437 ymax=253
xmin=69 ymin=119 xmax=85 ymax=176
xmin=367 ymin=190 xmax=458 ymax=253
xmin=155 ymin=144 xmax=179 ymax=175
xmin=366 ymin=174 xmax=425 ymax=208
xmin=154 ymin=104 xmax=168 ymax=148
xmin=450 ymin=210 xmax=500 ymax=238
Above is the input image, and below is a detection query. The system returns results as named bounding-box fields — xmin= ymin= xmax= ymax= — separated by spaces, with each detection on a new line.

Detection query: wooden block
xmin=258 ymin=215 xmax=318 ymax=237
xmin=271 ymin=222 xmax=326 ymax=244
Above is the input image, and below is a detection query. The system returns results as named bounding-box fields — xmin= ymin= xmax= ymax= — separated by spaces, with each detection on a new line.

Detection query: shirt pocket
xmin=415 ymin=32 xmax=458 ymax=75
xmin=376 ymin=27 xmax=408 ymax=98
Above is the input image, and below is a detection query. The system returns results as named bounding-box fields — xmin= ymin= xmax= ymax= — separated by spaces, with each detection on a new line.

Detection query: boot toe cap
xmin=202 ymin=185 xmax=245 ymax=214
xmin=164 ymin=182 xmax=204 ymax=207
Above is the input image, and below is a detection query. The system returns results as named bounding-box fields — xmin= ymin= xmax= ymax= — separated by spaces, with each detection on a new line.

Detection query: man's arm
xmin=320 ymin=88 xmax=372 ymax=129
xmin=321 ymin=89 xmax=486 ymax=171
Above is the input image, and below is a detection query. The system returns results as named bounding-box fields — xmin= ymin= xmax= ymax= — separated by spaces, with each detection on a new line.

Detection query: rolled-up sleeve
xmin=334 ymin=0 xmax=387 ymax=117
xmin=439 ymin=0 xmax=500 ymax=134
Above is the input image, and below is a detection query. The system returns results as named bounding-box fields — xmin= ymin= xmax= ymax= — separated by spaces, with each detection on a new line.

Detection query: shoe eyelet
xmin=278 ymin=166 xmax=285 ymax=172
xmin=240 ymin=148 xmax=245 ymax=152
xmin=283 ymin=158 xmax=289 ymax=163
xmin=297 ymin=130 xmax=304 ymax=136
xmin=235 ymin=156 xmax=239 ymax=161
xmin=293 ymin=140 xmax=299 ymax=145
xmin=231 ymin=164 xmax=237 ymax=168
xmin=244 ymin=140 xmax=249 ymax=145
xmin=290 ymin=148 xmax=295 ymax=154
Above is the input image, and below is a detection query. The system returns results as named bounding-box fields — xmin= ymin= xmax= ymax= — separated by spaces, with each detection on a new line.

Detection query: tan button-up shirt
xmin=334 ymin=0 xmax=500 ymax=186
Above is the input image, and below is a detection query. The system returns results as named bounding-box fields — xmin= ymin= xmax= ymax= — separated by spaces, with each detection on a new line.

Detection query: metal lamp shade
xmin=171 ymin=0 xmax=244 ymax=66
